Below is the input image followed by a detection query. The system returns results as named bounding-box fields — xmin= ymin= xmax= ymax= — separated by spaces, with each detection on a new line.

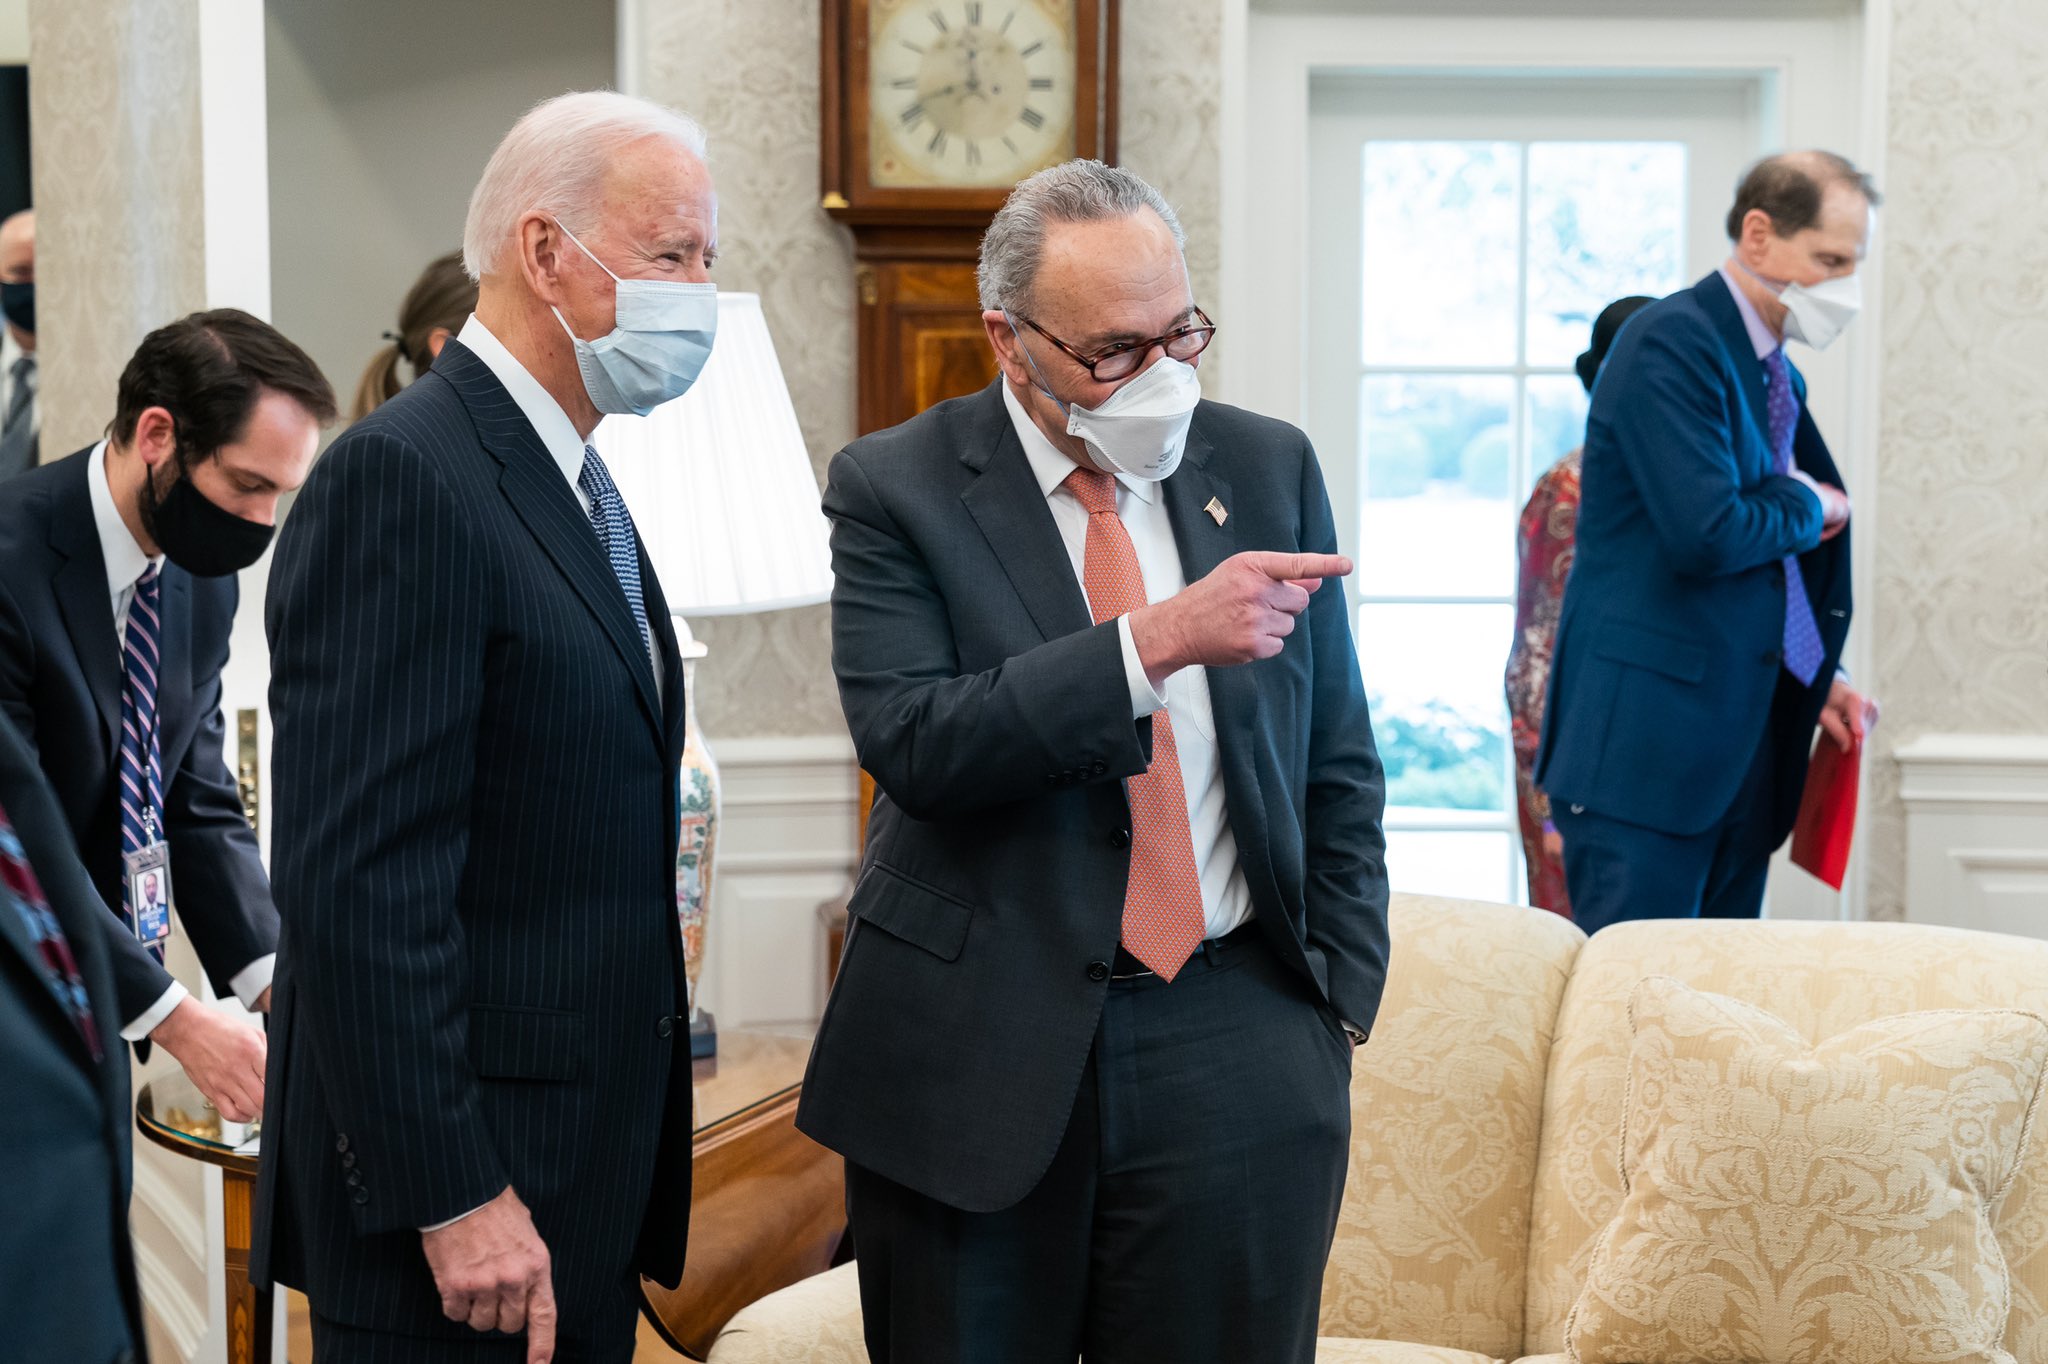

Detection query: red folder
xmin=1791 ymin=737 xmax=1861 ymax=890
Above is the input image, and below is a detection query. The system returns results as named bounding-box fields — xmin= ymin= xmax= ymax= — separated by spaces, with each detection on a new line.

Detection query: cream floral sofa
xmin=706 ymin=894 xmax=2048 ymax=1364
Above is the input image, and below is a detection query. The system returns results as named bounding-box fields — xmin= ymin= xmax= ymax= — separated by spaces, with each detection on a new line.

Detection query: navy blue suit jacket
xmin=1536 ymin=271 xmax=1853 ymax=840
xmin=0 ymin=706 xmax=144 ymax=1364
xmin=252 ymin=340 xmax=694 ymax=1336
xmin=798 ymin=381 xmax=1390 ymax=1212
xmin=0 ymin=449 xmax=277 ymax=1025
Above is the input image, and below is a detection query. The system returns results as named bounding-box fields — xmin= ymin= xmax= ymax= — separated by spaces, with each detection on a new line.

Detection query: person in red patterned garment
xmin=1507 ymin=295 xmax=1654 ymax=917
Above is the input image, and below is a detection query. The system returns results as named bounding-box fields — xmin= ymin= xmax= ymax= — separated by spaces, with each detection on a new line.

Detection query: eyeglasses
xmin=1012 ymin=307 xmax=1217 ymax=382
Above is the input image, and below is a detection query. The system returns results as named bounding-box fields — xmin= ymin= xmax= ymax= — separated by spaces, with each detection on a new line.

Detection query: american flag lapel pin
xmin=1204 ymin=497 xmax=1227 ymax=526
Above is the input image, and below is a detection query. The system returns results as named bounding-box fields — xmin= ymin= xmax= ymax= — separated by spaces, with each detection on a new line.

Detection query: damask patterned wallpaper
xmin=635 ymin=0 xmax=1224 ymax=740
xmin=1864 ymin=0 xmax=2048 ymax=920
xmin=29 ymin=0 xmax=208 ymax=457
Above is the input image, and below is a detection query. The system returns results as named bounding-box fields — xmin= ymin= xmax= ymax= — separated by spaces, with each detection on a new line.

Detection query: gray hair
xmin=462 ymin=90 xmax=708 ymax=281
xmin=976 ymin=159 xmax=1187 ymax=312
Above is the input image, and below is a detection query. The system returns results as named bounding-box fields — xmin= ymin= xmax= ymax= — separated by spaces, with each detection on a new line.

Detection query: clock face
xmin=867 ymin=0 xmax=1078 ymax=189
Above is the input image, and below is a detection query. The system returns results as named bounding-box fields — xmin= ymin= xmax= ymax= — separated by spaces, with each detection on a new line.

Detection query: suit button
xmin=345 ymin=1171 xmax=362 ymax=1189
xmin=1091 ymin=760 xmax=1107 ymax=775
xmin=1109 ymin=828 xmax=1131 ymax=849
xmin=1087 ymin=960 xmax=1109 ymax=982
xmin=334 ymin=1135 xmax=349 ymax=1155
xmin=352 ymin=1188 xmax=370 ymax=1206
xmin=340 ymin=1151 xmax=356 ymax=1170
xmin=1046 ymin=774 xmax=1060 ymax=787
xmin=657 ymin=1015 xmax=674 ymax=1038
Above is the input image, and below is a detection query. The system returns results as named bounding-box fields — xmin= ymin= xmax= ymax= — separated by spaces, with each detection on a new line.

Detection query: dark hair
xmin=111 ymin=308 xmax=338 ymax=461
xmin=1725 ymin=151 xmax=1882 ymax=241
xmin=1574 ymin=295 xmax=1657 ymax=392
xmin=352 ymin=250 xmax=477 ymax=421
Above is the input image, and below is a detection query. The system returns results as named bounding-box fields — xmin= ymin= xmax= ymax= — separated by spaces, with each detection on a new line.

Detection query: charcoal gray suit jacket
xmin=798 ymin=380 xmax=1391 ymax=1212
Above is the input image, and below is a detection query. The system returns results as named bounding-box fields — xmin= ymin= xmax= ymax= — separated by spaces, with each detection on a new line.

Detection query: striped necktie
xmin=1762 ymin=348 xmax=1826 ymax=687
xmin=1 ymin=800 xmax=104 ymax=1059
xmin=1064 ymin=467 xmax=1207 ymax=980
xmin=577 ymin=445 xmax=653 ymax=663
xmin=118 ymin=562 xmax=166 ymax=962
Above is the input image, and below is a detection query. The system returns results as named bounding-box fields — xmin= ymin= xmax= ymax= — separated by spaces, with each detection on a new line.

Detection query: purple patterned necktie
xmin=0 ymin=801 xmax=104 ymax=1059
xmin=1763 ymin=348 xmax=1826 ymax=686
xmin=118 ymin=562 xmax=166 ymax=961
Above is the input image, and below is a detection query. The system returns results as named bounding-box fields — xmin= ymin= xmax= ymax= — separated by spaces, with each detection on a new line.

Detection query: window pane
xmin=1362 ymin=141 xmax=1521 ymax=366
xmin=1386 ymin=829 xmax=1516 ymax=903
xmin=1357 ymin=602 xmax=1513 ymax=814
xmin=1360 ymin=374 xmax=1515 ymax=599
xmin=1524 ymin=141 xmax=1687 ymax=368
xmin=1525 ymin=375 xmax=1589 ymax=494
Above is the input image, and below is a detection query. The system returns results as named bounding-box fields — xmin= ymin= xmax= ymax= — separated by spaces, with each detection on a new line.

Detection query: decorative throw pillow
xmin=1567 ymin=976 xmax=2048 ymax=1364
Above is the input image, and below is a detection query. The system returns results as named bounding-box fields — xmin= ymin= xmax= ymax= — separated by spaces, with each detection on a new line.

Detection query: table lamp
xmin=594 ymin=292 xmax=833 ymax=1058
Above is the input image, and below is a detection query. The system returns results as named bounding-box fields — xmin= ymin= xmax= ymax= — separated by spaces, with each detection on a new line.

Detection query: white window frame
xmin=1217 ymin=0 xmax=1889 ymax=918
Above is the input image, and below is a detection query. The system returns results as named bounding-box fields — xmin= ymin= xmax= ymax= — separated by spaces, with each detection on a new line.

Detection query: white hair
xmin=461 ymin=90 xmax=709 ymax=281
xmin=977 ymin=159 xmax=1186 ymax=312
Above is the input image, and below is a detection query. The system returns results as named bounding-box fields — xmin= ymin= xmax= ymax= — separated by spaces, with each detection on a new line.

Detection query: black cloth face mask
xmin=139 ymin=451 xmax=274 ymax=577
xmin=1 ymin=280 xmax=33 ymax=337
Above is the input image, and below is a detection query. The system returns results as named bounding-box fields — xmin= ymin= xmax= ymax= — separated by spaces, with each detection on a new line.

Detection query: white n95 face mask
xmin=551 ymin=219 xmax=718 ymax=416
xmin=1063 ymin=357 xmax=1202 ymax=482
xmin=1777 ymin=271 xmax=1862 ymax=351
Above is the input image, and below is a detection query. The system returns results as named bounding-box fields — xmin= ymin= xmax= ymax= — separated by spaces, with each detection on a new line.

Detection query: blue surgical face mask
xmin=552 ymin=219 xmax=717 ymax=416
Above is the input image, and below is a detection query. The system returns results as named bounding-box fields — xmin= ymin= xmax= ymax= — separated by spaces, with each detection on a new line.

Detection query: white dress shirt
xmin=457 ymin=315 xmax=664 ymax=700
xmin=86 ymin=440 xmax=276 ymax=1038
xmin=1001 ymin=383 xmax=1252 ymax=941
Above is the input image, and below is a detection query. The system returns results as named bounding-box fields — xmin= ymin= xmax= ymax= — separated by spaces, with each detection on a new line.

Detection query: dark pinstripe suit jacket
xmin=0 ymin=450 xmax=276 ymax=1027
xmin=799 ymin=382 xmax=1391 ymax=1212
xmin=251 ymin=340 xmax=693 ymax=1338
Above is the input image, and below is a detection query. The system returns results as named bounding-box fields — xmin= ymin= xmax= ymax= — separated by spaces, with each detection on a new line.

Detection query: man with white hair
xmin=253 ymin=91 xmax=711 ymax=1362
xmin=801 ymin=159 xmax=1390 ymax=1361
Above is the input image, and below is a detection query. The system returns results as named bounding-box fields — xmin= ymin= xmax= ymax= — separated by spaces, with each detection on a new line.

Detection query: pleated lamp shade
xmin=594 ymin=292 xmax=832 ymax=618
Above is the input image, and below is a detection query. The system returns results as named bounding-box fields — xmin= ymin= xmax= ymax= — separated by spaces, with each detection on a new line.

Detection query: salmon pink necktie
xmin=1064 ymin=467 xmax=1207 ymax=980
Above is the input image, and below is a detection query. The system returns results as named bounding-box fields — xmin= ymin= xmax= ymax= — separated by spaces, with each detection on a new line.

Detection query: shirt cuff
xmin=122 ymin=980 xmax=190 ymax=1042
xmin=229 ymin=954 xmax=277 ymax=1009
xmin=1117 ymin=615 xmax=1170 ymax=720
xmin=422 ymin=1202 xmax=491 ymax=1233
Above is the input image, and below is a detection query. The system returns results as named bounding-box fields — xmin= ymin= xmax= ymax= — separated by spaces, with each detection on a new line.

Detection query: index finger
xmin=1246 ymin=552 xmax=1352 ymax=582
xmin=525 ymin=1274 xmax=557 ymax=1364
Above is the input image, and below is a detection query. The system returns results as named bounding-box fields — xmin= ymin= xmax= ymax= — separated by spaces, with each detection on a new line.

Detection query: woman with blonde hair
xmin=350 ymin=249 xmax=477 ymax=421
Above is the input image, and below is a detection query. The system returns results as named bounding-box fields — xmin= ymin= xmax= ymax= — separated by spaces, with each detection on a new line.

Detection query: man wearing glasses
xmin=800 ymin=159 xmax=1390 ymax=1363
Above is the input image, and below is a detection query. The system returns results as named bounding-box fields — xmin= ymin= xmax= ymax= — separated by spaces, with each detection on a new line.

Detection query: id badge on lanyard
xmin=125 ymin=807 xmax=174 ymax=948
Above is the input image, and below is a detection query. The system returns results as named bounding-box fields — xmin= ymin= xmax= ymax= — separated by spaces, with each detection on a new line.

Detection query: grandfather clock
xmin=821 ymin=0 xmax=1119 ymax=435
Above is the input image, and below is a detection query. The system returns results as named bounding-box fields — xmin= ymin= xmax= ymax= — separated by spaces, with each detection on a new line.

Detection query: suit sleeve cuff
xmin=228 ymin=954 xmax=276 ymax=1009
xmin=422 ymin=1200 xmax=493 ymax=1233
xmin=1117 ymin=615 xmax=1170 ymax=720
xmin=122 ymin=981 xmax=189 ymax=1041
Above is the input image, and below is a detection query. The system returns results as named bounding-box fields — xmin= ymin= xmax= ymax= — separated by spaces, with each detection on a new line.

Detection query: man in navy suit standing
xmin=257 ymin=91 xmax=704 ymax=1363
xmin=1537 ymin=151 xmax=1883 ymax=933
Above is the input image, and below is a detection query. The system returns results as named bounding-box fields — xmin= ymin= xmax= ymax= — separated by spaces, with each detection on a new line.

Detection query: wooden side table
xmin=135 ymin=1074 xmax=270 ymax=1364
xmin=640 ymin=1029 xmax=846 ymax=1360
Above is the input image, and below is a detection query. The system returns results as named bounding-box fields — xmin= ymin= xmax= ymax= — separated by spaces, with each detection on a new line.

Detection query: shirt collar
xmin=1718 ymin=263 xmax=1784 ymax=362
xmin=87 ymin=439 xmax=161 ymax=593
xmin=999 ymin=381 xmax=1157 ymax=505
xmin=457 ymin=314 xmax=588 ymax=491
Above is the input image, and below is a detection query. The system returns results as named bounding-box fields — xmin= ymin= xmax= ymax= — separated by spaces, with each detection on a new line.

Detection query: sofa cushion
xmin=1315 ymin=1340 xmax=1504 ymax=1363
xmin=1322 ymin=896 xmax=1586 ymax=1359
xmin=1525 ymin=920 xmax=2048 ymax=1364
xmin=708 ymin=1261 xmax=865 ymax=1364
xmin=1567 ymin=976 xmax=2048 ymax=1364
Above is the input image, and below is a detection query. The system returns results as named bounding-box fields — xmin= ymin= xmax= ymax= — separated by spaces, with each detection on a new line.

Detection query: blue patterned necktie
xmin=577 ymin=446 xmax=653 ymax=664
xmin=0 ymin=800 xmax=103 ymax=1059
xmin=117 ymin=563 xmax=166 ymax=962
xmin=1762 ymin=348 xmax=1826 ymax=687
